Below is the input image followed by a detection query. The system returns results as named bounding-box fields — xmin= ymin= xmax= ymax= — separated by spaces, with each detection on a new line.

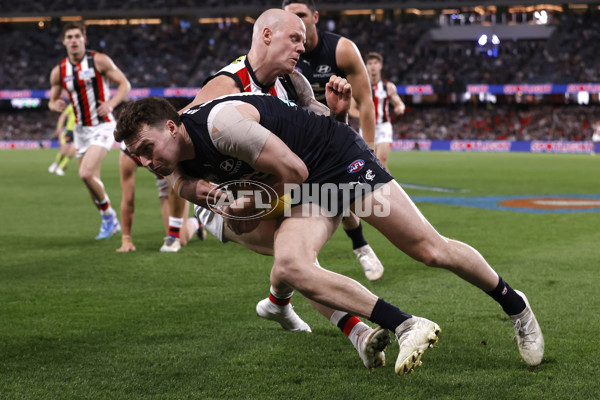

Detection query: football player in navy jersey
xmin=114 ymin=93 xmax=544 ymax=373
xmin=182 ymin=9 xmax=391 ymax=371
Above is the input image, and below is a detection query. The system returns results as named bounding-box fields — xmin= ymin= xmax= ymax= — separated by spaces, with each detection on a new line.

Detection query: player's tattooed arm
xmin=289 ymin=71 xmax=350 ymax=123
xmin=289 ymin=70 xmax=331 ymax=117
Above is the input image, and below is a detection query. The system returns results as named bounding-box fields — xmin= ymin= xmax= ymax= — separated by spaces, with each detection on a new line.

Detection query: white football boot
xmin=256 ymin=298 xmax=311 ymax=332
xmin=394 ymin=316 xmax=441 ymax=376
xmin=350 ymin=324 xmax=390 ymax=371
xmin=48 ymin=162 xmax=58 ymax=173
xmin=354 ymin=245 xmax=384 ymax=281
xmin=510 ymin=290 xmax=544 ymax=366
xmin=160 ymin=236 xmax=181 ymax=252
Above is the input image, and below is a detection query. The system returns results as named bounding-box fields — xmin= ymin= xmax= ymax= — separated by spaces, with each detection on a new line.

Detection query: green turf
xmin=0 ymin=149 xmax=598 ymax=399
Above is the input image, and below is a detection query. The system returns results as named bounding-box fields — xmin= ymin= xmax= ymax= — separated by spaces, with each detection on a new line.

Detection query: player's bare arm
xmin=166 ymin=166 xmax=227 ymax=211
xmin=51 ymin=108 xmax=69 ymax=138
xmin=93 ymin=52 xmax=131 ymax=117
xmin=211 ymin=102 xmax=308 ymax=194
xmin=324 ymin=75 xmax=352 ymax=123
xmin=48 ymin=66 xmax=66 ymax=113
xmin=290 ymin=71 xmax=350 ymax=122
xmin=181 ymin=75 xmax=241 ymax=113
xmin=348 ymin=97 xmax=360 ymax=120
xmin=336 ymin=38 xmax=376 ymax=146
xmin=288 ymin=69 xmax=334 ymax=119
xmin=209 ymin=102 xmax=308 ymax=234
xmin=289 ymin=70 xmax=320 ymax=108
xmin=386 ymin=81 xmax=405 ymax=115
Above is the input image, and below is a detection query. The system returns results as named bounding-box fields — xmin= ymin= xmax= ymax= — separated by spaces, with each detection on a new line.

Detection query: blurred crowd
xmin=1 ymin=12 xmax=599 ymax=90
xmin=1 ymin=9 xmax=598 ymax=141
xmin=3 ymin=104 xmax=597 ymax=142
xmin=0 ymin=109 xmax=56 ymax=141
xmin=399 ymin=13 xmax=600 ymax=88
xmin=0 ymin=22 xmax=250 ymax=90
xmin=392 ymin=104 xmax=598 ymax=141
xmin=0 ymin=0 xmax=421 ymax=13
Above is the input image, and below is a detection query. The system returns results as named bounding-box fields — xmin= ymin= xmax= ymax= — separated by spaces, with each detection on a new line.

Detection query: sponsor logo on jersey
xmin=316 ymin=65 xmax=332 ymax=74
xmin=220 ymin=159 xmax=235 ymax=172
xmin=347 ymin=159 xmax=365 ymax=173
xmin=220 ymin=158 xmax=242 ymax=174
xmin=78 ymin=69 xmax=95 ymax=81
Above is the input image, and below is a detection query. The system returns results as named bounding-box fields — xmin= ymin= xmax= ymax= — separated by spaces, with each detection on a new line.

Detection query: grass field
xmin=1 ymin=149 xmax=598 ymax=399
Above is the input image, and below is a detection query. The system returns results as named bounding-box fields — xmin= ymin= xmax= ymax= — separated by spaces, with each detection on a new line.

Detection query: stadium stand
xmin=1 ymin=4 xmax=598 ymax=141
xmin=393 ymin=104 xmax=598 ymax=141
xmin=1 ymin=11 xmax=598 ymax=89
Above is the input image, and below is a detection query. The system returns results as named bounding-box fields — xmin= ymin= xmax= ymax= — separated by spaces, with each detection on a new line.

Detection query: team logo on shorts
xmin=347 ymin=159 xmax=365 ymax=174
xmin=365 ymin=169 xmax=375 ymax=181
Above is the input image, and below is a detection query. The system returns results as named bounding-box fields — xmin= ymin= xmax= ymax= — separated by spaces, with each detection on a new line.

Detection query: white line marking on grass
xmin=399 ymin=182 xmax=470 ymax=193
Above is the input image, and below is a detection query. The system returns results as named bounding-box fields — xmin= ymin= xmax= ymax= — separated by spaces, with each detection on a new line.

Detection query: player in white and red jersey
xmin=205 ymin=55 xmax=299 ymax=101
xmin=49 ymin=21 xmax=130 ymax=240
xmin=351 ymin=52 xmax=405 ymax=169
xmin=161 ymin=32 xmax=303 ymax=254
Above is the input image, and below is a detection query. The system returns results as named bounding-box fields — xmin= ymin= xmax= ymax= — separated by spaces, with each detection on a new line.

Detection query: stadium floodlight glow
xmin=492 ymin=34 xmax=500 ymax=45
xmin=478 ymin=34 xmax=488 ymax=46
xmin=534 ymin=10 xmax=548 ymax=24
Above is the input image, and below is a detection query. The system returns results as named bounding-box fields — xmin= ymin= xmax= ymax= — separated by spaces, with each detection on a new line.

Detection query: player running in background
xmin=283 ymin=0 xmax=384 ymax=281
xmin=48 ymin=103 xmax=77 ymax=176
xmin=48 ymin=21 xmax=130 ymax=240
xmin=350 ymin=52 xmax=405 ymax=169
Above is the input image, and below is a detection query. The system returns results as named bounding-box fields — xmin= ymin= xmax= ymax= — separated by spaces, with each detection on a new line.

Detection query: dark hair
xmin=62 ymin=21 xmax=86 ymax=38
xmin=114 ymin=97 xmax=180 ymax=143
xmin=365 ymin=52 xmax=383 ymax=63
xmin=282 ymin=0 xmax=316 ymax=12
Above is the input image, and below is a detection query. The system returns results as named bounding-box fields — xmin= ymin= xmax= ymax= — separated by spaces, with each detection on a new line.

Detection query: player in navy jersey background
xmin=283 ymin=0 xmax=385 ymax=281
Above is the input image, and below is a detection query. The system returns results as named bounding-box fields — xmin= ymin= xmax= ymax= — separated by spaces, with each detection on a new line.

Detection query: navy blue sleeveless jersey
xmin=179 ymin=93 xmax=392 ymax=213
xmin=295 ymin=30 xmax=344 ymax=104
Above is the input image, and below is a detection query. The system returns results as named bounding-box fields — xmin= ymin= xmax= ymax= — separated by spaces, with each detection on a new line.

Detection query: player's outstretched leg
xmin=510 ymin=290 xmax=544 ymax=366
xmin=394 ymin=316 xmax=441 ymax=376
